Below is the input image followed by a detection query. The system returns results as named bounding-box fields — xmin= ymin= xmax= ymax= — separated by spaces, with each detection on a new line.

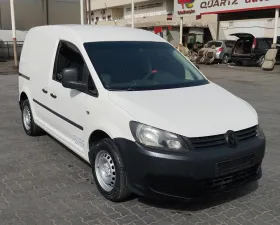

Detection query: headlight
xmin=256 ymin=125 xmax=265 ymax=139
xmin=129 ymin=121 xmax=188 ymax=151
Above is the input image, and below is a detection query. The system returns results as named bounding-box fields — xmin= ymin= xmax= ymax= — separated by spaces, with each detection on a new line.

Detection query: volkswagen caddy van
xmin=19 ymin=25 xmax=265 ymax=202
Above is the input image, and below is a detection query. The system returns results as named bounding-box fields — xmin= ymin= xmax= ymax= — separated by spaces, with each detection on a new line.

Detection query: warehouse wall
xmin=48 ymin=0 xmax=80 ymax=25
xmin=0 ymin=0 xmax=44 ymax=30
xmin=0 ymin=0 xmax=80 ymax=31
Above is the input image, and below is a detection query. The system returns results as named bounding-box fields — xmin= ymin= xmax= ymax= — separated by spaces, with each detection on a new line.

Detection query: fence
xmin=0 ymin=41 xmax=24 ymax=61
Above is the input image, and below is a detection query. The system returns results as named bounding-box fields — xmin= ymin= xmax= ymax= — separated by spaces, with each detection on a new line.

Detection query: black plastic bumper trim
xmin=114 ymin=137 xmax=265 ymax=199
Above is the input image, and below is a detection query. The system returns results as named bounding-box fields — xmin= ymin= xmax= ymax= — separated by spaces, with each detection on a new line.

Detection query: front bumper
xmin=114 ymin=137 xmax=265 ymax=200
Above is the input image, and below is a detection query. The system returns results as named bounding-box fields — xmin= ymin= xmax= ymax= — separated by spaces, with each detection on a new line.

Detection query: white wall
xmin=221 ymin=18 xmax=280 ymax=40
xmin=123 ymin=0 xmax=170 ymax=19
xmin=0 ymin=30 xmax=27 ymax=42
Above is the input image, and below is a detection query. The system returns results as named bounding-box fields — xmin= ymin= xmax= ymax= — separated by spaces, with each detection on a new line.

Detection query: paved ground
xmin=0 ymin=60 xmax=18 ymax=75
xmin=213 ymin=63 xmax=280 ymax=75
xmin=1 ymin=66 xmax=280 ymax=225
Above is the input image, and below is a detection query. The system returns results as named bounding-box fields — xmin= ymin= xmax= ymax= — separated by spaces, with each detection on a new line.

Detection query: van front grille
xmin=189 ymin=126 xmax=257 ymax=149
xmin=236 ymin=126 xmax=257 ymax=141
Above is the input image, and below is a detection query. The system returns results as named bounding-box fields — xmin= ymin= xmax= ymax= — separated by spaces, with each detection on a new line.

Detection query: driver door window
xmin=53 ymin=41 xmax=85 ymax=82
xmin=53 ymin=41 xmax=97 ymax=95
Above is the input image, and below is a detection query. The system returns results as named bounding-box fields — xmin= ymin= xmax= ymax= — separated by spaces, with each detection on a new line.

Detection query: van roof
xmin=29 ymin=25 xmax=166 ymax=43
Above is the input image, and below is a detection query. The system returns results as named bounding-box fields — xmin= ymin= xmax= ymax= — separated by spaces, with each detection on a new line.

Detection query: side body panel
xmin=19 ymin=29 xmax=59 ymax=129
xmin=18 ymin=27 xmax=138 ymax=163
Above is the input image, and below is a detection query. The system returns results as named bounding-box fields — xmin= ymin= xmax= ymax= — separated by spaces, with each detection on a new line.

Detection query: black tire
xmin=235 ymin=61 xmax=243 ymax=66
xmin=90 ymin=138 xmax=131 ymax=202
xmin=222 ymin=54 xmax=229 ymax=64
xmin=258 ymin=55 xmax=265 ymax=67
xmin=21 ymin=99 xmax=44 ymax=136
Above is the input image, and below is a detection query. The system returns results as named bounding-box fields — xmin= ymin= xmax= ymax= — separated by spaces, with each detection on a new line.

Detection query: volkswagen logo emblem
xmin=225 ymin=130 xmax=237 ymax=148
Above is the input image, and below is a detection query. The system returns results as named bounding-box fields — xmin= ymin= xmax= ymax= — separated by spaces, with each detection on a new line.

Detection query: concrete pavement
xmin=1 ymin=66 xmax=280 ymax=225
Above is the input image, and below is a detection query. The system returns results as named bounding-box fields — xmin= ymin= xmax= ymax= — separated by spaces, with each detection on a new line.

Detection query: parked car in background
xmin=205 ymin=40 xmax=236 ymax=64
xmin=230 ymin=33 xmax=280 ymax=67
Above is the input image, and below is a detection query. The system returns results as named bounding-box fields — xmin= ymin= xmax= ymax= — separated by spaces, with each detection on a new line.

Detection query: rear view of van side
xmin=19 ymin=25 xmax=265 ymax=202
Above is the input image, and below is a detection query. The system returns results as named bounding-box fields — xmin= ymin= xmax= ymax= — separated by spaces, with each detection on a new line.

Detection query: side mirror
xmin=61 ymin=68 xmax=86 ymax=91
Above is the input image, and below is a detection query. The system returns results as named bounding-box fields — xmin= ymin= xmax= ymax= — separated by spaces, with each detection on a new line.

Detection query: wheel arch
xmin=19 ymin=89 xmax=37 ymax=121
xmin=19 ymin=91 xmax=28 ymax=110
xmin=88 ymin=129 xmax=111 ymax=150
xmin=87 ymin=129 xmax=111 ymax=164
xmin=87 ymin=121 xmax=133 ymax=152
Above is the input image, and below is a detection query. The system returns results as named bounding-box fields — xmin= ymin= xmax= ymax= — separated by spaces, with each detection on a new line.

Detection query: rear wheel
xmin=222 ymin=54 xmax=229 ymax=64
xmin=258 ymin=55 xmax=265 ymax=67
xmin=21 ymin=99 xmax=44 ymax=136
xmin=91 ymin=138 xmax=131 ymax=202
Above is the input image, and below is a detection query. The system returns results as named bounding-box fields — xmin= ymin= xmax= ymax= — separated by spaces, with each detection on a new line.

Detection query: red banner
xmin=154 ymin=26 xmax=163 ymax=34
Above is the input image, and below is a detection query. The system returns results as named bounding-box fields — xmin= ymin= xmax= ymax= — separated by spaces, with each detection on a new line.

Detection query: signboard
xmin=173 ymin=0 xmax=280 ymax=17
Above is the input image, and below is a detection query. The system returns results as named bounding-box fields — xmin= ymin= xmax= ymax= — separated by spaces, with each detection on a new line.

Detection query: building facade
xmin=88 ymin=0 xmax=218 ymax=46
xmin=0 ymin=0 xmax=218 ymax=47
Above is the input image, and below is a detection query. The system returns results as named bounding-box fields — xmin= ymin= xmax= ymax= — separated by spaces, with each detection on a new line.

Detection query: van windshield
xmin=84 ymin=41 xmax=208 ymax=91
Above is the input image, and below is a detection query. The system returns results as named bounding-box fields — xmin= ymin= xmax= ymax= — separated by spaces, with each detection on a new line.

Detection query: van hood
xmin=108 ymin=83 xmax=258 ymax=137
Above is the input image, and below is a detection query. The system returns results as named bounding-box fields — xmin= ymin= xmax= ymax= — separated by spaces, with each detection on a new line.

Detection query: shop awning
xmin=131 ymin=21 xmax=208 ymax=28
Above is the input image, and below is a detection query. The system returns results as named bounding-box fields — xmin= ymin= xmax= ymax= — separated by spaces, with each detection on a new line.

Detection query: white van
xmin=19 ymin=25 xmax=265 ymax=202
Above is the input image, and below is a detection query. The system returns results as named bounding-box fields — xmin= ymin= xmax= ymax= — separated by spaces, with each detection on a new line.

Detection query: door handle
xmin=42 ymin=88 xmax=48 ymax=94
xmin=50 ymin=93 xmax=57 ymax=99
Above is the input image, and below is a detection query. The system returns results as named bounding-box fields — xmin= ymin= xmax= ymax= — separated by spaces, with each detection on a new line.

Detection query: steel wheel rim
xmin=23 ymin=105 xmax=31 ymax=130
xmin=95 ymin=150 xmax=116 ymax=192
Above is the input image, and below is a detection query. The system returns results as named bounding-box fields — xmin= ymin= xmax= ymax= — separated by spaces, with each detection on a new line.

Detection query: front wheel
xmin=91 ymin=138 xmax=131 ymax=202
xmin=21 ymin=99 xmax=44 ymax=136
